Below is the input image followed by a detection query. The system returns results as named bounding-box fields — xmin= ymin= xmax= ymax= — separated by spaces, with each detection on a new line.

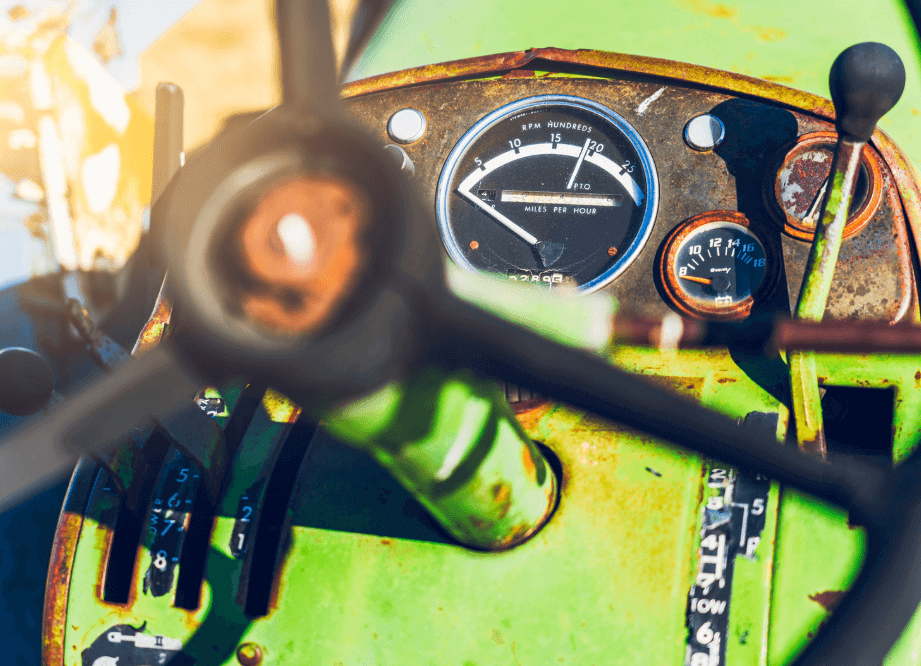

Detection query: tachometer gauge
xmin=436 ymin=95 xmax=658 ymax=293
xmin=659 ymin=212 xmax=779 ymax=320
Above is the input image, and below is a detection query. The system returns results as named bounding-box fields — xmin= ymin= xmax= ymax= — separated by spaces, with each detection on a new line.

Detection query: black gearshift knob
xmin=829 ymin=42 xmax=905 ymax=142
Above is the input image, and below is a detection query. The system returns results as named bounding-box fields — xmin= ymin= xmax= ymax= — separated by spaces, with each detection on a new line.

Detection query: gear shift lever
xmin=789 ymin=42 xmax=905 ymax=455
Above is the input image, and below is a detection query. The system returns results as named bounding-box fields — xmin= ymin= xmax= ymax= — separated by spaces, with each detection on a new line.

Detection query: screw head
xmin=236 ymin=642 xmax=263 ymax=666
xmin=388 ymin=108 xmax=427 ymax=144
xmin=684 ymin=114 xmax=725 ymax=152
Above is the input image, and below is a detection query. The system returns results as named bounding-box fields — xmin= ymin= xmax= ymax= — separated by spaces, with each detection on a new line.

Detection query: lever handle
xmin=829 ymin=42 xmax=905 ymax=142
xmin=0 ymin=347 xmax=55 ymax=416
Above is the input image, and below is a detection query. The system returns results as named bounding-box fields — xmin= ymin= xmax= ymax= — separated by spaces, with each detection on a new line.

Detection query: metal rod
xmin=276 ymin=0 xmax=340 ymax=110
xmin=776 ymin=319 xmax=921 ymax=352
xmin=152 ymin=83 xmax=184 ymax=203
xmin=788 ymin=138 xmax=865 ymax=456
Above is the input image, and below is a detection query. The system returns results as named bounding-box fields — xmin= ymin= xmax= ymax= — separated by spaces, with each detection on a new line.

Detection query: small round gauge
xmin=763 ymin=131 xmax=883 ymax=241
xmin=659 ymin=212 xmax=778 ymax=320
xmin=436 ymin=95 xmax=658 ymax=293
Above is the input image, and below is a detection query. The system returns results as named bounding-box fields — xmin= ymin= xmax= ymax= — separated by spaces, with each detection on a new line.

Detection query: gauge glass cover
xmin=436 ymin=95 xmax=658 ymax=294
xmin=674 ymin=222 xmax=767 ymax=304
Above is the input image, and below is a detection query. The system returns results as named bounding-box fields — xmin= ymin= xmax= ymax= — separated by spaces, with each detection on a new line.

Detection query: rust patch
xmin=339 ymin=48 xmax=832 ymax=119
xmin=42 ymin=512 xmax=84 ymax=666
xmin=510 ymin=397 xmax=550 ymax=415
xmin=682 ymin=0 xmax=736 ymax=18
xmin=262 ymin=388 xmax=301 ymax=424
xmin=492 ymin=482 xmax=512 ymax=520
xmin=752 ymin=27 xmax=786 ymax=42
xmin=764 ymin=132 xmax=882 ymax=242
xmin=131 ymin=282 xmax=172 ymax=356
xmin=502 ymin=69 xmax=538 ymax=79
xmin=512 ymin=400 xmax=554 ymax=432
xmin=716 ymin=378 xmax=737 ymax=384
xmin=809 ymin=590 xmax=846 ymax=611
xmin=521 ymin=444 xmax=537 ymax=482
xmin=643 ymin=375 xmax=706 ymax=400
xmin=237 ymin=176 xmax=370 ymax=335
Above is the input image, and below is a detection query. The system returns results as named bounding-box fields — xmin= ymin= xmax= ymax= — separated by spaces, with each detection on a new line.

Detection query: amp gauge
xmin=659 ymin=211 xmax=779 ymax=320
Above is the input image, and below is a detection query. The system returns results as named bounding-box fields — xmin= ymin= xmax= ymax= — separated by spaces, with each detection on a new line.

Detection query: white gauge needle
xmin=802 ymin=177 xmax=830 ymax=227
xmin=459 ymin=188 xmax=564 ymax=267
xmin=566 ymin=137 xmax=592 ymax=190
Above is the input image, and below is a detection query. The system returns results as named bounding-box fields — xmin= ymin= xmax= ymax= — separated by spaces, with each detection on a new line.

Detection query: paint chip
xmin=637 ymin=87 xmax=666 ymax=116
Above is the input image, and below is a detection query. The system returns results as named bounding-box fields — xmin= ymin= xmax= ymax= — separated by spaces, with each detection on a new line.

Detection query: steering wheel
xmin=2 ymin=2 xmax=920 ymax=664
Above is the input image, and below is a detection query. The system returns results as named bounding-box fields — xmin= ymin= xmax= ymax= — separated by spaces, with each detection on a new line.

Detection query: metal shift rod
xmin=788 ymin=42 xmax=905 ymax=456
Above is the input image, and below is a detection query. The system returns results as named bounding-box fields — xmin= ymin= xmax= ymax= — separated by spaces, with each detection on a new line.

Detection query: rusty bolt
xmin=236 ymin=642 xmax=263 ymax=666
xmin=236 ymin=175 xmax=369 ymax=335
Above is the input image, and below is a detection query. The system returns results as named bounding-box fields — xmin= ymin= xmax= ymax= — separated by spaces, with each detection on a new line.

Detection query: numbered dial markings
xmin=660 ymin=213 xmax=777 ymax=320
xmin=436 ymin=95 xmax=658 ymax=293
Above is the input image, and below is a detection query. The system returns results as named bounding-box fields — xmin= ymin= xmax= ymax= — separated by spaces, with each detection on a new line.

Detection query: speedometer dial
xmin=436 ymin=95 xmax=658 ymax=293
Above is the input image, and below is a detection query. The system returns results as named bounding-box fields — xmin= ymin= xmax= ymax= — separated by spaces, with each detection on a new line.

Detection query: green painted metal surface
xmin=353 ymin=0 xmax=921 ymax=168
xmin=57 ymin=344 xmax=921 ymax=664
xmin=766 ymin=489 xmax=866 ymax=665
xmin=325 ymin=366 xmax=557 ymax=550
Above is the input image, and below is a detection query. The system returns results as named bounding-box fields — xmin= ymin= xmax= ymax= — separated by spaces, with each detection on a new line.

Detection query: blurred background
xmin=0 ymin=3 xmax=360 ymax=663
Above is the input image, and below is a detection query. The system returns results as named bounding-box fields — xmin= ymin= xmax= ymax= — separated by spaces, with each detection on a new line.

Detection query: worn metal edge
xmin=41 ymin=456 xmax=101 ymax=666
xmin=872 ymin=130 xmax=921 ymax=319
xmin=339 ymin=48 xmax=830 ymax=116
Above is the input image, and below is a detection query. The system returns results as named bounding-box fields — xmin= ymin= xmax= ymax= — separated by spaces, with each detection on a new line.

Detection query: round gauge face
xmin=436 ymin=95 xmax=658 ymax=293
xmin=660 ymin=213 xmax=777 ymax=320
xmin=763 ymin=131 xmax=882 ymax=241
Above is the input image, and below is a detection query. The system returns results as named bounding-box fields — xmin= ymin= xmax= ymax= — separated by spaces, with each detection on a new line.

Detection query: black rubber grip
xmin=829 ymin=42 xmax=905 ymax=142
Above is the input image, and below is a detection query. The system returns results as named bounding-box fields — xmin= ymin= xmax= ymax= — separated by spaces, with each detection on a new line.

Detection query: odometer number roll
xmin=436 ymin=95 xmax=659 ymax=294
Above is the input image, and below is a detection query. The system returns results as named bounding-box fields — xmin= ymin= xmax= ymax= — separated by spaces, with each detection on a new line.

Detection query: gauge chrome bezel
xmin=659 ymin=211 xmax=780 ymax=321
xmin=436 ymin=94 xmax=659 ymax=294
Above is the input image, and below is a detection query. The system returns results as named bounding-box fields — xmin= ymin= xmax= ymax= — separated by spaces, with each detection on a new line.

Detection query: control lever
xmin=0 ymin=347 xmax=56 ymax=416
xmin=789 ymin=42 xmax=905 ymax=456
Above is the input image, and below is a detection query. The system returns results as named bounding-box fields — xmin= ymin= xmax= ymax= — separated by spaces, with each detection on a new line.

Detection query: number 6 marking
xmin=696 ymin=621 xmax=714 ymax=645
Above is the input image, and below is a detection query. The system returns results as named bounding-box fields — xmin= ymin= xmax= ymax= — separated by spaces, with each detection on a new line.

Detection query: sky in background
xmin=1 ymin=0 xmax=204 ymax=89
xmin=0 ymin=0 xmax=203 ymax=289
